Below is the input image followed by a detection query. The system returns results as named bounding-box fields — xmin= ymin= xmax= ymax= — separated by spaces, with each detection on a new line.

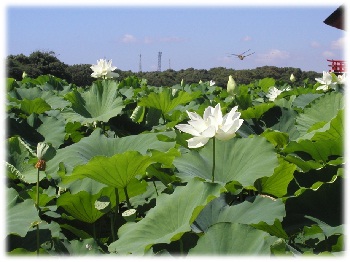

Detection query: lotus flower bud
xmin=227 ymin=75 xmax=237 ymax=96
xmin=290 ymin=74 xmax=296 ymax=82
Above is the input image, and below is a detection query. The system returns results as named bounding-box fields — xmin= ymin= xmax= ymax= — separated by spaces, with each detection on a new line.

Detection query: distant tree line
xmin=7 ymin=51 xmax=321 ymax=88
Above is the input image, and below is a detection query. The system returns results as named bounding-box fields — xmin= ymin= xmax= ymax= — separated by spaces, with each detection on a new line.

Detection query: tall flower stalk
xmin=211 ymin=137 xmax=216 ymax=183
xmin=176 ymin=103 xmax=243 ymax=182
xmin=34 ymin=142 xmax=56 ymax=255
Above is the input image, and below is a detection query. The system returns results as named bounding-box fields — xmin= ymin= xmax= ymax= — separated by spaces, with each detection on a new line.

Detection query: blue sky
xmin=5 ymin=2 xmax=346 ymax=73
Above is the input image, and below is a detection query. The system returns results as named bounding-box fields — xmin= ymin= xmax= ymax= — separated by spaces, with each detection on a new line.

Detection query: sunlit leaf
xmin=258 ymin=157 xmax=296 ymax=197
xmin=189 ymin=222 xmax=278 ymax=255
xmin=20 ymin=98 xmax=51 ymax=115
xmin=69 ymin=151 xmax=155 ymax=189
xmin=57 ymin=186 xmax=116 ymax=223
xmin=46 ymin=129 xmax=176 ymax=178
xmin=7 ymin=198 xmax=41 ymax=237
xmin=296 ymin=92 xmax=344 ymax=136
xmin=192 ymin=195 xmax=285 ymax=233
xmin=138 ymin=87 xmax=200 ymax=114
xmin=61 ymin=80 xmax=124 ymax=124
xmin=173 ymin=136 xmax=278 ymax=186
xmin=240 ymin=103 xmax=275 ymax=119
xmin=108 ymin=179 xmax=222 ymax=254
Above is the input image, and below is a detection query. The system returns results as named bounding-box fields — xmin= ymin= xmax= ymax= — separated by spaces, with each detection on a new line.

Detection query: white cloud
xmin=256 ymin=49 xmax=290 ymax=63
xmin=242 ymin=36 xmax=252 ymax=42
xmin=121 ymin=34 xmax=137 ymax=43
xmin=331 ymin=37 xmax=345 ymax=50
xmin=322 ymin=51 xmax=335 ymax=58
xmin=310 ymin=41 xmax=321 ymax=48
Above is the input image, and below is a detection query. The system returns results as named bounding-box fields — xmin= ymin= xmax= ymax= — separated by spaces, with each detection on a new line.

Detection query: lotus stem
xmin=124 ymin=187 xmax=132 ymax=209
xmin=110 ymin=214 xmax=116 ymax=242
xmin=179 ymin=238 xmax=184 ymax=255
xmin=111 ymin=188 xmax=119 ymax=241
xmin=36 ymin=168 xmax=40 ymax=210
xmin=152 ymin=177 xmax=159 ymax=196
xmin=36 ymin=224 xmax=40 ymax=255
xmin=211 ymin=137 xmax=216 ymax=183
xmin=115 ymin=188 xmax=119 ymax=215
xmin=36 ymin=168 xmax=40 ymax=255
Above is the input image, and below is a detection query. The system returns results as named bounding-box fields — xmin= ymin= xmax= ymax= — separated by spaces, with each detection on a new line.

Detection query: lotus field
xmin=6 ymin=61 xmax=345 ymax=256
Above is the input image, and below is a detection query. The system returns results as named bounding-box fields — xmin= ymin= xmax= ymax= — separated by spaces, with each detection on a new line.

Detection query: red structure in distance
xmin=327 ymin=59 xmax=346 ymax=75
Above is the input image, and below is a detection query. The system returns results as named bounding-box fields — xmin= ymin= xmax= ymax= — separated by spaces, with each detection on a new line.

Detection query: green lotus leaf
xmin=284 ymin=155 xmax=323 ymax=172
xmin=258 ymin=157 xmax=296 ymax=197
xmin=57 ymin=186 xmax=116 ymax=223
xmin=284 ymin=138 xmax=342 ymax=163
xmin=14 ymin=86 xmax=43 ymax=100
xmin=299 ymin=109 xmax=344 ymax=142
xmin=192 ymin=195 xmax=285 ymax=233
xmin=296 ymin=92 xmax=344 ymax=136
xmin=7 ymin=198 xmax=41 ymax=237
xmin=61 ymin=238 xmax=103 ymax=255
xmin=292 ymin=93 xmax=323 ymax=109
xmin=41 ymin=90 xmax=71 ymax=109
xmin=61 ymin=80 xmax=124 ymax=124
xmin=138 ymin=87 xmax=200 ymax=114
xmin=69 ymin=151 xmax=155 ymax=189
xmin=6 ymin=136 xmax=44 ymax=184
xmin=305 ymin=216 xmax=343 ymax=238
xmin=188 ymin=222 xmax=278 ymax=255
xmin=46 ymin=129 xmax=176 ymax=178
xmin=253 ymin=219 xmax=289 ymax=239
xmin=240 ymin=103 xmax=275 ymax=119
xmin=270 ymin=108 xmax=299 ymax=140
xmin=173 ymin=136 xmax=278 ymax=186
xmin=37 ymin=115 xmax=66 ymax=149
xmin=108 ymin=178 xmax=222 ymax=254
xmin=258 ymin=77 xmax=275 ymax=92
xmin=20 ymin=97 xmax=51 ymax=115
xmin=261 ymin=129 xmax=289 ymax=149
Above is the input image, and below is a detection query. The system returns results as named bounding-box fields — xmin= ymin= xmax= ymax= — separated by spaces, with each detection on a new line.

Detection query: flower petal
xmin=175 ymin=124 xmax=201 ymax=136
xmin=187 ymin=136 xmax=210 ymax=148
xmin=201 ymin=124 xmax=217 ymax=138
xmin=203 ymin=106 xmax=215 ymax=121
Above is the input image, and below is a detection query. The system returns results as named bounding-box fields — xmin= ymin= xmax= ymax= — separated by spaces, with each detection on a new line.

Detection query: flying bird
xmin=229 ymin=49 xmax=255 ymax=60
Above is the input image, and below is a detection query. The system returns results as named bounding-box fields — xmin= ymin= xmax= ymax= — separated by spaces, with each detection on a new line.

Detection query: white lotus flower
xmin=337 ymin=73 xmax=346 ymax=85
xmin=175 ymin=103 xmax=244 ymax=148
xmin=209 ymin=80 xmax=216 ymax=86
xmin=315 ymin=71 xmax=337 ymax=91
xmin=266 ymin=86 xmax=283 ymax=101
xmin=90 ymin=59 xmax=119 ymax=79
xmin=290 ymin=73 xmax=296 ymax=82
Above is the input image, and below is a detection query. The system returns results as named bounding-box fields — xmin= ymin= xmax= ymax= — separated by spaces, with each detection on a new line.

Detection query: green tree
xmin=7 ymin=51 xmax=71 ymax=81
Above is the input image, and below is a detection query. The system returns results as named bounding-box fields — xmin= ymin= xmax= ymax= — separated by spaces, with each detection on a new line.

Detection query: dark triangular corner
xmin=324 ymin=5 xmax=345 ymax=30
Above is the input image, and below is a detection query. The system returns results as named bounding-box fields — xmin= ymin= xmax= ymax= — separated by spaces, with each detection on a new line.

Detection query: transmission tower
xmin=169 ymin=59 xmax=171 ymax=70
xmin=157 ymin=51 xmax=162 ymax=72
xmin=139 ymin=54 xmax=142 ymax=72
